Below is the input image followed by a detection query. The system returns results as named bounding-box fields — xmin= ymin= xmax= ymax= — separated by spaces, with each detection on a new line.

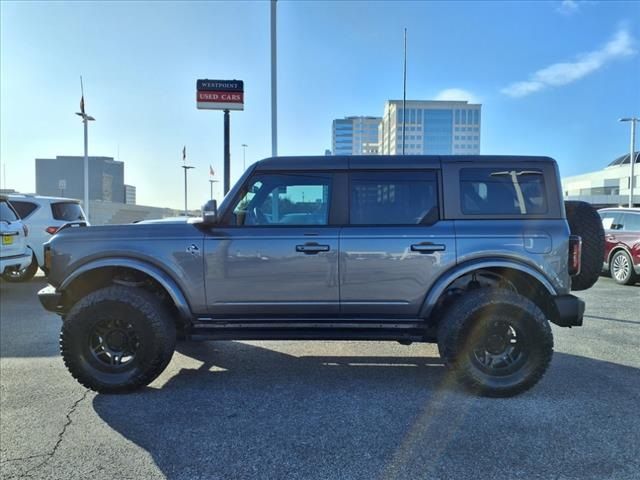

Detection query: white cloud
xmin=434 ymin=88 xmax=479 ymax=104
xmin=557 ymin=0 xmax=580 ymax=15
xmin=501 ymin=28 xmax=636 ymax=98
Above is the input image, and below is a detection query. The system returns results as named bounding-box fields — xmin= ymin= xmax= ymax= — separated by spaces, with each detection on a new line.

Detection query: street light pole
xmin=619 ymin=117 xmax=638 ymax=207
xmin=182 ymin=165 xmax=195 ymax=216
xmin=270 ymin=0 xmax=278 ymax=157
xmin=242 ymin=143 xmax=248 ymax=171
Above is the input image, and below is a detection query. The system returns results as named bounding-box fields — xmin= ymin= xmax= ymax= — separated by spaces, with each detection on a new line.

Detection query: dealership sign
xmin=196 ymin=79 xmax=244 ymax=111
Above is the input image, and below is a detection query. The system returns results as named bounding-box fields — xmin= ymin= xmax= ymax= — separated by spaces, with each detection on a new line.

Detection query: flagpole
xmin=76 ymin=76 xmax=94 ymax=221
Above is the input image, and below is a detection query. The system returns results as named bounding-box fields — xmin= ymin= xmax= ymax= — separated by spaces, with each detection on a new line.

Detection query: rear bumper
xmin=38 ymin=284 xmax=64 ymax=314
xmin=552 ymin=294 xmax=585 ymax=327
xmin=0 ymin=252 xmax=32 ymax=274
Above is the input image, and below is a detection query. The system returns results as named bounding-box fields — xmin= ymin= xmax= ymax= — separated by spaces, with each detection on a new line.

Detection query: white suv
xmin=4 ymin=194 xmax=88 ymax=282
xmin=0 ymin=196 xmax=32 ymax=278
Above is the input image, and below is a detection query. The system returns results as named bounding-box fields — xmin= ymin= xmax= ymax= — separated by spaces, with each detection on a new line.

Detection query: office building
xmin=378 ymin=100 xmax=481 ymax=155
xmin=332 ymin=116 xmax=382 ymax=156
xmin=124 ymin=184 xmax=137 ymax=205
xmin=562 ymin=152 xmax=639 ymax=207
xmin=36 ymin=156 xmax=128 ymax=202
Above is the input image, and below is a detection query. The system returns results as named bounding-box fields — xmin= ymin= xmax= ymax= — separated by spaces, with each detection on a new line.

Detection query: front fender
xmin=59 ymin=257 xmax=193 ymax=321
xmin=419 ymin=258 xmax=558 ymax=319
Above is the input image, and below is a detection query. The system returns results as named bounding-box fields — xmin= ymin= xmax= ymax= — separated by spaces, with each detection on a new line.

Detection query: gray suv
xmin=38 ymin=155 xmax=603 ymax=397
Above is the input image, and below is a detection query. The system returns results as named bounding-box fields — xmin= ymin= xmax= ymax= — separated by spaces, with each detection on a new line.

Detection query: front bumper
xmin=38 ymin=284 xmax=64 ymax=314
xmin=552 ymin=294 xmax=585 ymax=327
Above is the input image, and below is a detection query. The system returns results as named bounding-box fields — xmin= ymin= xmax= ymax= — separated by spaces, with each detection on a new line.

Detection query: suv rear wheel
xmin=437 ymin=289 xmax=553 ymax=397
xmin=60 ymin=285 xmax=176 ymax=393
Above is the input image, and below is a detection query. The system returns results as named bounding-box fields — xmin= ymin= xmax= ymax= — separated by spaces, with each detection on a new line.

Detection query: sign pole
xmin=196 ymin=79 xmax=243 ymax=195
xmin=224 ymin=109 xmax=230 ymax=195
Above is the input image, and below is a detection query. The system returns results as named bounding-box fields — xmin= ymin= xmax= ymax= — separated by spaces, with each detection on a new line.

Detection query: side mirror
xmin=201 ymin=199 xmax=218 ymax=225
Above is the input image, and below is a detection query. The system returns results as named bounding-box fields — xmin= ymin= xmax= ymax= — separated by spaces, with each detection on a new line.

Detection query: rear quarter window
xmin=10 ymin=201 xmax=38 ymax=219
xmin=51 ymin=202 xmax=85 ymax=221
xmin=460 ymin=168 xmax=547 ymax=215
xmin=621 ymin=212 xmax=640 ymax=232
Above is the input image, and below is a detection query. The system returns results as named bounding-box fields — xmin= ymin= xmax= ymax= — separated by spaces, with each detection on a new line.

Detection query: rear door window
xmin=599 ymin=211 xmax=623 ymax=230
xmin=349 ymin=171 xmax=439 ymax=225
xmin=51 ymin=202 xmax=86 ymax=221
xmin=10 ymin=201 xmax=38 ymax=219
xmin=460 ymin=168 xmax=547 ymax=215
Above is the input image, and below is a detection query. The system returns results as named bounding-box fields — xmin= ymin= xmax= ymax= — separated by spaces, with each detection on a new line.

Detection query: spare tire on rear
xmin=564 ymin=200 xmax=604 ymax=291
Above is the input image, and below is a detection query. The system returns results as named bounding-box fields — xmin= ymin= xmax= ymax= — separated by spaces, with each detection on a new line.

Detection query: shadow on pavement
xmin=93 ymin=341 xmax=640 ymax=480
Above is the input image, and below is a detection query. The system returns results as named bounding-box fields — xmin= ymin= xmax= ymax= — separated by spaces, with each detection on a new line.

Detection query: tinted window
xmin=460 ymin=168 xmax=547 ymax=215
xmin=51 ymin=202 xmax=85 ymax=221
xmin=1 ymin=200 xmax=19 ymax=222
xmin=350 ymin=171 xmax=438 ymax=225
xmin=10 ymin=201 xmax=38 ymax=219
xmin=231 ymin=173 xmax=331 ymax=226
xmin=621 ymin=212 xmax=640 ymax=232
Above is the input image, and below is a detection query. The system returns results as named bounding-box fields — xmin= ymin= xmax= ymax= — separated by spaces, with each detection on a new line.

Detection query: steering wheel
xmin=246 ymin=207 xmax=269 ymax=225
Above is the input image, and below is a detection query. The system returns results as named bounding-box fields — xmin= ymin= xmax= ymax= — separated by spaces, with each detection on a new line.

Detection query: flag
xmin=209 ymin=165 xmax=215 ymax=177
xmin=80 ymin=95 xmax=85 ymax=115
xmin=182 ymin=146 xmax=186 ymax=162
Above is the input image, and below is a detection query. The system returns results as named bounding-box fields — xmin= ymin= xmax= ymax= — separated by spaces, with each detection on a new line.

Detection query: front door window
xmin=231 ymin=173 xmax=332 ymax=226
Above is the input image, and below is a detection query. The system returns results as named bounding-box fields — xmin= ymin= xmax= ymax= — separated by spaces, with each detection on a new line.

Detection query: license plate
xmin=2 ymin=235 xmax=13 ymax=245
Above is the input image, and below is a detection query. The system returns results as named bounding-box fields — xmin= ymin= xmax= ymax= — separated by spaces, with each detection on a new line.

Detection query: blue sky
xmin=1 ymin=0 xmax=639 ymax=209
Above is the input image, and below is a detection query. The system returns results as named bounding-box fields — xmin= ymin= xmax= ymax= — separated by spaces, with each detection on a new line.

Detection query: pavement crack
xmin=3 ymin=389 xmax=91 ymax=479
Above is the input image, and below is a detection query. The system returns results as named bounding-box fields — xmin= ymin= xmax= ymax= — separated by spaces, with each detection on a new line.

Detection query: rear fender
xmin=420 ymin=258 xmax=557 ymax=319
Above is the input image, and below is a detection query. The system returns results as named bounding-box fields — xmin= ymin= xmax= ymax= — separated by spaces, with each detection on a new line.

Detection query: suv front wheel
xmin=60 ymin=285 xmax=176 ymax=393
xmin=437 ymin=289 xmax=553 ymax=397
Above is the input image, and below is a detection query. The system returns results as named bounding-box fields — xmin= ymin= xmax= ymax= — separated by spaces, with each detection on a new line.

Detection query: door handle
xmin=410 ymin=243 xmax=446 ymax=253
xmin=296 ymin=243 xmax=330 ymax=254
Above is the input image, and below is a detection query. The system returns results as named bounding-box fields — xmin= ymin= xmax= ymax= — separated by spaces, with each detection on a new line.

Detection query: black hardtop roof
xmin=254 ymin=155 xmax=556 ymax=171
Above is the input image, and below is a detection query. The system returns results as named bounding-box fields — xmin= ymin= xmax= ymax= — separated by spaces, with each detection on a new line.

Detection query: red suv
xmin=598 ymin=208 xmax=640 ymax=285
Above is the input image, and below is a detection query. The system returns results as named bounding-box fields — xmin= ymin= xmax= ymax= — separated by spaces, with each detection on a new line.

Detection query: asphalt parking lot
xmin=1 ymin=275 xmax=639 ymax=480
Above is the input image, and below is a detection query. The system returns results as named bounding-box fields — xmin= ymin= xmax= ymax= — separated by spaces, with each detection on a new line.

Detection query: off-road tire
xmin=564 ymin=200 xmax=605 ymax=291
xmin=437 ymin=289 xmax=553 ymax=397
xmin=610 ymin=250 xmax=638 ymax=285
xmin=60 ymin=285 xmax=176 ymax=393
xmin=1 ymin=253 xmax=38 ymax=282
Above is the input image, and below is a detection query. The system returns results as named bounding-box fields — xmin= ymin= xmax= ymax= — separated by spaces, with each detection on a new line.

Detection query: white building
xmin=562 ymin=152 xmax=639 ymax=207
xmin=124 ymin=184 xmax=136 ymax=205
xmin=332 ymin=116 xmax=381 ymax=155
xmin=378 ymin=100 xmax=481 ymax=155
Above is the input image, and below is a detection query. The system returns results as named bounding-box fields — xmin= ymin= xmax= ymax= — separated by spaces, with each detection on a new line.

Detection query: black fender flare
xmin=419 ymin=258 xmax=558 ymax=319
xmin=59 ymin=257 xmax=192 ymax=321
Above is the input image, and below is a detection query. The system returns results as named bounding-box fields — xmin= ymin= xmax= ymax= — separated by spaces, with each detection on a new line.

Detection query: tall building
xmin=379 ymin=100 xmax=481 ymax=155
xmin=36 ymin=156 xmax=127 ymax=202
xmin=332 ymin=116 xmax=381 ymax=155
